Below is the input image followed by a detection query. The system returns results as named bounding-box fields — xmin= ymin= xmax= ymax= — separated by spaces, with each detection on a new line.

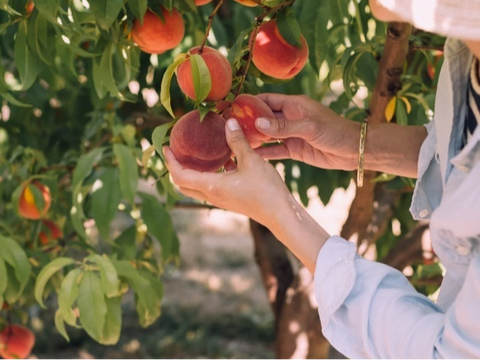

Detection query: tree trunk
xmin=250 ymin=220 xmax=330 ymax=359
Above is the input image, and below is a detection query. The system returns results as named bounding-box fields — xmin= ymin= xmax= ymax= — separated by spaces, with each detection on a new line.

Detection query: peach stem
xmin=198 ymin=0 xmax=226 ymax=54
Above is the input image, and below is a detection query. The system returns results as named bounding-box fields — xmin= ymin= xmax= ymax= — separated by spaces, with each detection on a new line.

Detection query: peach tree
xmin=0 ymin=0 xmax=444 ymax=354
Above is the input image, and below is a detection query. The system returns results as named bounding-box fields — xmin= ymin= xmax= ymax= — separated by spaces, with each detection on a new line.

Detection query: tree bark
xmin=249 ymin=220 xmax=330 ymax=359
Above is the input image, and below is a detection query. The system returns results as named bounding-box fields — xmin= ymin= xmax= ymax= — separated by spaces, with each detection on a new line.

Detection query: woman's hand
xmin=164 ymin=118 xmax=293 ymax=228
xmin=164 ymin=117 xmax=331 ymax=273
xmin=254 ymin=94 xmax=360 ymax=171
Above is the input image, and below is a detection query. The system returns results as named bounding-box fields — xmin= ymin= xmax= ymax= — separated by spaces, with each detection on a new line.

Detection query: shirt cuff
xmin=314 ymin=236 xmax=357 ymax=324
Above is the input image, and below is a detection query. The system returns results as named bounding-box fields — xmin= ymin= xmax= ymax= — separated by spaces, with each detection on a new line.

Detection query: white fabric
xmin=314 ymin=38 xmax=480 ymax=358
xmin=377 ymin=0 xmax=480 ymax=40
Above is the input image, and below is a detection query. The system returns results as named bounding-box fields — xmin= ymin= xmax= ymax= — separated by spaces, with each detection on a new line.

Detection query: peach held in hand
xmin=222 ymin=94 xmax=275 ymax=149
xmin=132 ymin=8 xmax=185 ymax=54
xmin=252 ymin=19 xmax=309 ymax=79
xmin=170 ymin=110 xmax=231 ymax=172
xmin=176 ymin=46 xmax=233 ymax=102
xmin=0 ymin=324 xmax=35 ymax=359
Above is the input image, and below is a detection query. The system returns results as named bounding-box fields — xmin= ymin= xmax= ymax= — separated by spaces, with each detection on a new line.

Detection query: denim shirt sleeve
xmin=409 ymin=119 xmax=443 ymax=220
xmin=314 ymin=236 xmax=480 ymax=358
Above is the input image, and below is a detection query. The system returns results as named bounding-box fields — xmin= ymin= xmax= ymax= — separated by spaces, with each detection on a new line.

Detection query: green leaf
xmin=151 ymin=121 xmax=175 ymax=157
xmin=114 ymin=225 xmax=137 ymax=260
xmin=91 ymin=0 xmax=124 ymax=30
xmin=395 ymin=98 xmax=408 ymax=125
xmin=58 ymin=268 xmax=81 ymax=327
xmin=55 ymin=310 xmax=70 ymax=342
xmin=33 ymin=0 xmax=60 ymax=24
xmin=3 ymin=264 xmax=21 ymax=304
xmin=93 ymin=44 xmax=123 ymax=99
xmin=72 ymin=148 xmax=105 ymax=189
xmin=160 ymin=55 xmax=187 ymax=117
xmin=0 ymin=257 xmax=7 ymax=296
xmin=0 ymin=236 xmax=31 ymax=295
xmin=127 ymin=0 xmax=148 ymax=23
xmin=34 ymin=257 xmax=75 ymax=308
xmin=276 ymin=7 xmax=302 ymax=48
xmin=100 ymin=296 xmax=122 ymax=345
xmin=90 ymin=168 xmax=122 ymax=240
xmin=190 ymin=53 xmax=212 ymax=104
xmin=139 ymin=192 xmax=177 ymax=262
xmin=113 ymin=144 xmax=139 ymax=205
xmin=112 ymin=260 xmax=159 ymax=327
xmin=14 ymin=20 xmax=38 ymax=90
xmin=77 ymin=271 xmax=107 ymax=342
xmin=71 ymin=148 xmax=105 ymax=239
xmin=86 ymin=254 xmax=120 ymax=298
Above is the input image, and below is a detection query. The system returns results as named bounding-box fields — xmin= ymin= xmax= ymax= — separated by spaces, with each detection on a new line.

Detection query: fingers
xmin=256 ymin=93 xmax=291 ymax=112
xmin=255 ymin=143 xmax=291 ymax=160
xmin=255 ymin=115 xmax=314 ymax=140
xmin=225 ymin=118 xmax=254 ymax=164
xmin=163 ymin=146 xmax=212 ymax=190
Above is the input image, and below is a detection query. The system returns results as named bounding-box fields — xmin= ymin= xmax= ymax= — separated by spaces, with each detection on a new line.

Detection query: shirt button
xmin=456 ymin=245 xmax=470 ymax=256
xmin=419 ymin=209 xmax=429 ymax=218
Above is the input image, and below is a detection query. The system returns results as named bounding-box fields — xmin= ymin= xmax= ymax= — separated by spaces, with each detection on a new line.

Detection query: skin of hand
xmin=255 ymin=93 xmax=427 ymax=178
xmin=164 ymin=118 xmax=296 ymax=228
xmin=254 ymin=94 xmax=360 ymax=171
xmin=164 ymin=118 xmax=330 ymax=273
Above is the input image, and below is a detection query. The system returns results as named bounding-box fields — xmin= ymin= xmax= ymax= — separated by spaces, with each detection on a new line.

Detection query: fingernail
xmin=256 ymin=117 xmax=270 ymax=129
xmin=227 ymin=118 xmax=240 ymax=132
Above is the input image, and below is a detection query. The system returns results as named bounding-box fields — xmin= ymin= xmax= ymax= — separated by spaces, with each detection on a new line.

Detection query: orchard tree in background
xmin=0 ymin=0 xmax=445 ymax=358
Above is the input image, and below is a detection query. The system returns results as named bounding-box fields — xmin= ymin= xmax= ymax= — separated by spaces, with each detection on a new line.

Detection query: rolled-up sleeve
xmin=314 ymin=236 xmax=480 ymax=358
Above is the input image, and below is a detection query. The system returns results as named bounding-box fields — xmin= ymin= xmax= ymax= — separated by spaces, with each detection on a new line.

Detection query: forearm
xmin=265 ymin=193 xmax=330 ymax=274
xmin=363 ymin=123 xmax=427 ymax=178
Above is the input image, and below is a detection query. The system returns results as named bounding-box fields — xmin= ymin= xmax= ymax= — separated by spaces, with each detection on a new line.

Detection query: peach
xmin=195 ymin=0 xmax=213 ymax=5
xmin=0 ymin=324 xmax=35 ymax=359
xmin=18 ymin=181 xmax=51 ymax=220
xmin=176 ymin=46 xmax=232 ymax=102
xmin=170 ymin=110 xmax=231 ymax=172
xmin=234 ymin=0 xmax=259 ymax=6
xmin=132 ymin=8 xmax=185 ymax=54
xmin=39 ymin=220 xmax=63 ymax=245
xmin=222 ymin=94 xmax=274 ymax=149
xmin=252 ymin=19 xmax=309 ymax=79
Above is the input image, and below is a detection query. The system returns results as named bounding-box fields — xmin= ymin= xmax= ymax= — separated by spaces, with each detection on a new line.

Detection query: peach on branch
xmin=222 ymin=94 xmax=275 ymax=149
xmin=176 ymin=46 xmax=232 ymax=102
xmin=18 ymin=181 xmax=51 ymax=220
xmin=132 ymin=8 xmax=185 ymax=54
xmin=170 ymin=110 xmax=231 ymax=172
xmin=195 ymin=0 xmax=213 ymax=5
xmin=39 ymin=220 xmax=63 ymax=245
xmin=252 ymin=19 xmax=309 ymax=79
xmin=0 ymin=324 xmax=35 ymax=359
xmin=234 ymin=0 xmax=259 ymax=6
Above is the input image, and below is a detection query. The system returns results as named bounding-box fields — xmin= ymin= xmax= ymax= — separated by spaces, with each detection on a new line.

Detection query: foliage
xmin=0 ymin=0 xmax=444 ymax=345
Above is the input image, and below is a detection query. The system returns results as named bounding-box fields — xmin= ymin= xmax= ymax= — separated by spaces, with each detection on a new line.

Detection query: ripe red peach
xmin=195 ymin=0 xmax=213 ymax=5
xmin=252 ymin=19 xmax=309 ymax=79
xmin=222 ymin=94 xmax=275 ymax=149
xmin=0 ymin=324 xmax=35 ymax=359
xmin=176 ymin=46 xmax=232 ymax=102
xmin=39 ymin=220 xmax=63 ymax=245
xmin=170 ymin=110 xmax=231 ymax=172
xmin=132 ymin=8 xmax=185 ymax=54
xmin=18 ymin=181 xmax=51 ymax=220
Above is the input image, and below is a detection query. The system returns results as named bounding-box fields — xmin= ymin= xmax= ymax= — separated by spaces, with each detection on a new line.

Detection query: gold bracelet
xmin=357 ymin=121 xmax=368 ymax=188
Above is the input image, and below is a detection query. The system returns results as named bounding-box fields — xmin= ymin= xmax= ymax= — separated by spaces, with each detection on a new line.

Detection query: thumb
xmin=255 ymin=116 xmax=311 ymax=140
xmin=225 ymin=118 xmax=253 ymax=162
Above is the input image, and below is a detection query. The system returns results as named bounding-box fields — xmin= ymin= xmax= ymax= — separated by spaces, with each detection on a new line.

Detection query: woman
xmin=164 ymin=0 xmax=480 ymax=357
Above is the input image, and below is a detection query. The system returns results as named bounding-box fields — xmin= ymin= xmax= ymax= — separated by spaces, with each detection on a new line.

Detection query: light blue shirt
xmin=314 ymin=38 xmax=480 ymax=358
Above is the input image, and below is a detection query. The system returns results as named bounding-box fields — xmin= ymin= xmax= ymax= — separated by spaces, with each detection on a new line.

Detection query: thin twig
xmin=198 ymin=0 xmax=226 ymax=53
xmin=235 ymin=22 xmax=260 ymax=97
